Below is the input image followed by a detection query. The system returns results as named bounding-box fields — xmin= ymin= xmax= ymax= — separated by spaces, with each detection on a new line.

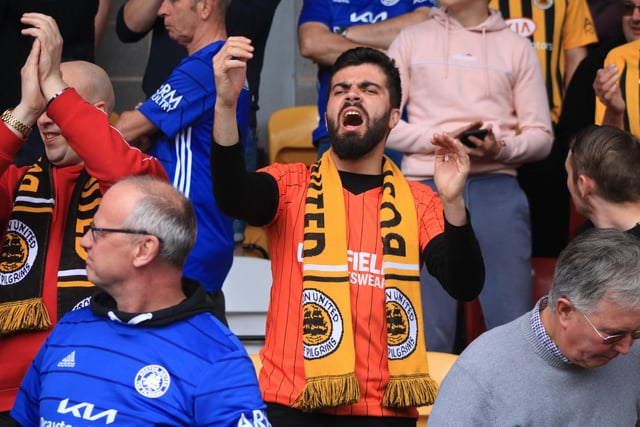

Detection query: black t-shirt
xmin=577 ymin=219 xmax=640 ymax=239
xmin=0 ymin=0 xmax=98 ymax=111
xmin=115 ymin=9 xmax=187 ymax=99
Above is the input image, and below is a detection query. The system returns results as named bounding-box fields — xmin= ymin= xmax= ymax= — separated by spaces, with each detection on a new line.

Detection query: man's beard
xmin=327 ymin=107 xmax=390 ymax=160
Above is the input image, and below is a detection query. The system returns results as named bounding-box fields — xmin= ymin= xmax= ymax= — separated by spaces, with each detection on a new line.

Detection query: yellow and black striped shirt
xmin=595 ymin=39 xmax=640 ymax=136
xmin=490 ymin=0 xmax=598 ymax=122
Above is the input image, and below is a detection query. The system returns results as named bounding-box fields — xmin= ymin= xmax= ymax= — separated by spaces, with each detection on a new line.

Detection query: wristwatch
xmin=2 ymin=109 xmax=32 ymax=139
xmin=335 ymin=26 xmax=349 ymax=37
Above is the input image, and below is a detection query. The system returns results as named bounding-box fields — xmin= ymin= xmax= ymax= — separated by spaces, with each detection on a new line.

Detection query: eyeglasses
xmin=621 ymin=2 xmax=640 ymax=16
xmin=89 ymin=222 xmax=164 ymax=243
xmin=581 ymin=311 xmax=640 ymax=344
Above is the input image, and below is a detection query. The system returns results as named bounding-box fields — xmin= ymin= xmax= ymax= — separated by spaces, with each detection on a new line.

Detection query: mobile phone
xmin=459 ymin=128 xmax=488 ymax=148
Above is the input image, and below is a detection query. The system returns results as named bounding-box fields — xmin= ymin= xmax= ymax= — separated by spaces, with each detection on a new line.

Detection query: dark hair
xmin=328 ymin=47 xmax=402 ymax=109
xmin=569 ymin=125 xmax=640 ymax=203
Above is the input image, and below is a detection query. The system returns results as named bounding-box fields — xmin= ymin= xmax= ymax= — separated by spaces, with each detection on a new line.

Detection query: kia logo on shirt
xmin=505 ymin=18 xmax=537 ymax=38
xmin=57 ymin=398 xmax=118 ymax=424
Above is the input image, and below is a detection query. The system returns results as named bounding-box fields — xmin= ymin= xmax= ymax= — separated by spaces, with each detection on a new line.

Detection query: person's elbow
xmin=298 ymin=33 xmax=316 ymax=60
xmin=535 ymin=128 xmax=554 ymax=161
xmin=518 ymin=127 xmax=554 ymax=163
xmin=458 ymin=267 xmax=485 ymax=301
xmin=298 ymin=23 xmax=327 ymax=61
xmin=115 ymin=6 xmax=147 ymax=43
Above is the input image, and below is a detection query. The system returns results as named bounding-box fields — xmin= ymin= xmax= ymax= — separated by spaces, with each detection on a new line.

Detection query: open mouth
xmin=342 ymin=110 xmax=363 ymax=127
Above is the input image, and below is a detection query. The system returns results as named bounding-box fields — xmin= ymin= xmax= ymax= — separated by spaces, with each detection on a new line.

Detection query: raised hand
xmin=432 ymin=132 xmax=470 ymax=225
xmin=20 ymin=13 xmax=66 ymax=101
xmin=594 ymin=64 xmax=625 ymax=114
xmin=594 ymin=64 xmax=625 ymax=129
xmin=212 ymin=36 xmax=254 ymax=147
xmin=11 ymin=39 xmax=46 ymax=129
xmin=213 ymin=36 xmax=254 ymax=109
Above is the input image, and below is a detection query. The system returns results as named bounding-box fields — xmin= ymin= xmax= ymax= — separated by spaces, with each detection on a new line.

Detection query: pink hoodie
xmin=387 ymin=7 xmax=553 ymax=179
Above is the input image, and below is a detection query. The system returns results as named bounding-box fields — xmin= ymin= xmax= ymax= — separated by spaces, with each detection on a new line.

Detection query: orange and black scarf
xmin=294 ymin=151 xmax=438 ymax=411
xmin=0 ymin=159 xmax=100 ymax=335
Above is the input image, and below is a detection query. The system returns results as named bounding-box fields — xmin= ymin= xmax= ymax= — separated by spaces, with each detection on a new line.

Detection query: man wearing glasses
xmin=0 ymin=14 xmax=166 ymax=424
xmin=429 ymin=228 xmax=640 ymax=425
xmin=10 ymin=176 xmax=269 ymax=426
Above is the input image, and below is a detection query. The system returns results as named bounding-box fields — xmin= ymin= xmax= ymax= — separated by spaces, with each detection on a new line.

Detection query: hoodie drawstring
xmin=444 ymin=16 xmax=450 ymax=79
xmin=482 ymin=26 xmax=489 ymax=97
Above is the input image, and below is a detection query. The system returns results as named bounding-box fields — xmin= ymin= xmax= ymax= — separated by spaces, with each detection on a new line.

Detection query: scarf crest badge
xmin=0 ymin=219 xmax=39 ymax=285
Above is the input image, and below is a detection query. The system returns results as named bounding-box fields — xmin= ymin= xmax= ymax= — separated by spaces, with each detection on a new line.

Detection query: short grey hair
xmin=120 ymin=176 xmax=197 ymax=268
xmin=549 ymin=228 xmax=640 ymax=313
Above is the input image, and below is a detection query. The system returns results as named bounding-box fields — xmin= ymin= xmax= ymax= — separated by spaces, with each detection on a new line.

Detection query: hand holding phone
xmin=459 ymin=127 xmax=488 ymax=148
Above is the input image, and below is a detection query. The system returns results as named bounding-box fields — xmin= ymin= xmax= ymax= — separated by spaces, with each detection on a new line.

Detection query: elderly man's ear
xmin=132 ymin=236 xmax=162 ymax=268
xmin=555 ymin=297 xmax=576 ymax=327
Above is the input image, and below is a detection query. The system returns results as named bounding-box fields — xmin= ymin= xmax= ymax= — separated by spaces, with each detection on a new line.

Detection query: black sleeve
xmin=554 ymin=56 xmax=599 ymax=144
xmin=555 ymin=39 xmax=621 ymax=144
xmin=210 ymin=139 xmax=279 ymax=225
xmin=115 ymin=3 xmax=149 ymax=43
xmin=423 ymin=214 xmax=485 ymax=301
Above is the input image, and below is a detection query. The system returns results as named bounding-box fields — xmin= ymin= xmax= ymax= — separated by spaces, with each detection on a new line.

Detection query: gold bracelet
xmin=1 ymin=109 xmax=32 ymax=139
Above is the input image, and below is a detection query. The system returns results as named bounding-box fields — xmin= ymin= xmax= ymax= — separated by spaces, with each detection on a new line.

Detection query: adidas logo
xmin=57 ymin=351 xmax=76 ymax=368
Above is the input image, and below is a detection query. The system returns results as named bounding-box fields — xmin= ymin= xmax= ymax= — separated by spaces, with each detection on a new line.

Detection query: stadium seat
xmin=531 ymin=257 xmax=557 ymax=304
xmin=223 ymin=256 xmax=271 ymax=354
xmin=268 ymin=105 xmax=318 ymax=165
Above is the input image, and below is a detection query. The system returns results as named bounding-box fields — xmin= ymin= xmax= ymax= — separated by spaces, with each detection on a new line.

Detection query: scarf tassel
xmin=0 ymin=297 xmax=51 ymax=335
xmin=382 ymin=374 xmax=439 ymax=408
xmin=293 ymin=373 xmax=361 ymax=412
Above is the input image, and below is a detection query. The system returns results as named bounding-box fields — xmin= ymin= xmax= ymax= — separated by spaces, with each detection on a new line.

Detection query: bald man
xmin=0 ymin=13 xmax=167 ymax=420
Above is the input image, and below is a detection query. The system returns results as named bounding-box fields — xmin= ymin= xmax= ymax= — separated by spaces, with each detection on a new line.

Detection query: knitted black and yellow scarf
xmin=0 ymin=159 xmax=100 ymax=335
xmin=294 ymin=151 xmax=438 ymax=411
